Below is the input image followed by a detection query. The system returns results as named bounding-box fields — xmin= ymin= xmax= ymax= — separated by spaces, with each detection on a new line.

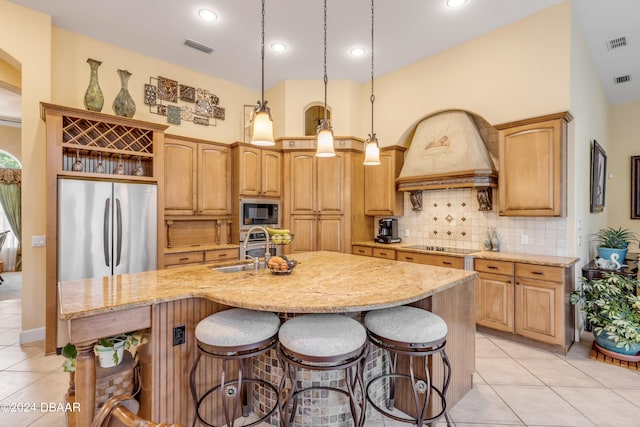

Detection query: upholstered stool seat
xmin=190 ymin=308 xmax=280 ymax=427
xmin=277 ymin=314 xmax=368 ymax=427
xmin=365 ymin=306 xmax=452 ymax=426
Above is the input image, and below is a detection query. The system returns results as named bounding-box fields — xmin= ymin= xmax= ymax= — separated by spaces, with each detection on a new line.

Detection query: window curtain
xmin=0 ymin=168 xmax=21 ymax=271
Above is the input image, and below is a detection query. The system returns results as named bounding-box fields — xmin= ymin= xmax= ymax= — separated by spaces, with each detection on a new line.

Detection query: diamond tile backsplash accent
xmin=384 ymin=188 xmax=568 ymax=256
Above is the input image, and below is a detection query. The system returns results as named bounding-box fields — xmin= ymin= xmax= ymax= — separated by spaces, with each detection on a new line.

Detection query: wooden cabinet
xmin=496 ymin=112 xmax=572 ymax=216
xmin=365 ymin=146 xmax=406 ymax=216
xmin=396 ymin=250 xmax=464 ymax=269
xmin=164 ymin=135 xmax=231 ymax=216
xmin=514 ymin=263 xmax=565 ymax=345
xmin=474 ymin=259 xmax=514 ymax=332
xmin=373 ymin=247 xmax=396 ymax=260
xmin=164 ymin=247 xmax=238 ymax=268
xmin=474 ymin=257 xmax=574 ymax=352
xmin=232 ymin=144 xmax=282 ymax=198
xmin=352 ymin=245 xmax=396 ymax=260
xmin=282 ymin=138 xmax=371 ymax=254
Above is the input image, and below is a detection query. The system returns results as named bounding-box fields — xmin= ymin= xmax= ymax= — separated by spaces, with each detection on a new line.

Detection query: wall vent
xmin=614 ymin=75 xmax=631 ymax=85
xmin=606 ymin=36 xmax=627 ymax=50
xmin=184 ymin=39 xmax=215 ymax=54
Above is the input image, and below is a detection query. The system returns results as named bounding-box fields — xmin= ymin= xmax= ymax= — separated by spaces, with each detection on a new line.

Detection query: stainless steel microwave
xmin=239 ymin=198 xmax=280 ymax=230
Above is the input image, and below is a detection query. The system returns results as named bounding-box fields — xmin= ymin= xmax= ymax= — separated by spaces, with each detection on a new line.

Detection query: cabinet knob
xmin=405 ymin=257 xmax=414 ymax=262
xmin=531 ymin=271 xmax=545 ymax=276
xmin=442 ymin=261 xmax=452 ymax=266
xmin=488 ymin=265 xmax=498 ymax=269
xmin=379 ymin=252 xmax=387 ymax=256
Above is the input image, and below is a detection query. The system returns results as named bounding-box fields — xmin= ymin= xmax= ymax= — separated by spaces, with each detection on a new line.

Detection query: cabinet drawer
xmin=205 ymin=249 xmax=238 ymax=263
xmin=515 ymin=263 xmax=563 ymax=283
xmin=474 ymin=259 xmax=514 ymax=276
xmin=373 ymin=248 xmax=396 ymax=260
xmin=397 ymin=251 xmax=464 ymax=269
xmin=164 ymin=251 xmax=204 ymax=266
xmin=352 ymin=245 xmax=373 ymax=256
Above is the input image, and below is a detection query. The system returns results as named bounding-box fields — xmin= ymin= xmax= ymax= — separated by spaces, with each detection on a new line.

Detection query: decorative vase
xmin=83 ymin=58 xmax=104 ymax=112
xmin=593 ymin=330 xmax=640 ymax=356
xmin=491 ymin=228 xmax=500 ymax=252
xmin=112 ymin=69 xmax=136 ymax=118
xmin=483 ymin=228 xmax=492 ymax=251
xmin=596 ymin=247 xmax=628 ymax=265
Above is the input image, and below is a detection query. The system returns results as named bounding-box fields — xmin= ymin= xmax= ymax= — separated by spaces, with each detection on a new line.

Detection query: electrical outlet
xmin=32 ymin=235 xmax=46 ymax=247
xmin=521 ymin=235 xmax=529 ymax=245
xmin=404 ymin=229 xmax=410 ymax=237
xmin=173 ymin=325 xmax=186 ymax=346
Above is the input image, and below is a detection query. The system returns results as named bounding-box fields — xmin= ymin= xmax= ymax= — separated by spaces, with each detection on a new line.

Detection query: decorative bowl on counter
xmin=267 ymin=256 xmax=297 ymax=275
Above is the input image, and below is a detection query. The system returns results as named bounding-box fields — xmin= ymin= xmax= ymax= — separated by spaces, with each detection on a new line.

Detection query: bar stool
xmin=189 ymin=308 xmax=280 ymax=427
xmin=364 ymin=306 xmax=452 ymax=426
xmin=277 ymin=313 xmax=368 ymax=427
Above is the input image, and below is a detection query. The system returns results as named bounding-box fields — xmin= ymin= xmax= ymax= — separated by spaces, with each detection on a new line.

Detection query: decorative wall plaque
xmin=145 ymin=75 xmax=225 ymax=127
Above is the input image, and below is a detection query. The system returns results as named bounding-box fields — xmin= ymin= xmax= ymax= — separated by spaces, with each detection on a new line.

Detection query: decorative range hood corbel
xmin=396 ymin=110 xmax=498 ymax=210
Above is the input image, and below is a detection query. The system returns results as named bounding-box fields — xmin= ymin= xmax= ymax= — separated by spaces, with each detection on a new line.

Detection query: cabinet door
xmin=237 ymin=146 xmax=262 ymax=197
xmin=317 ymin=153 xmax=344 ymax=214
xmin=498 ymin=117 xmax=564 ymax=216
xmin=290 ymin=153 xmax=316 ymax=214
xmin=198 ymin=144 xmax=231 ymax=215
xmin=165 ymin=139 xmax=197 ymax=215
xmin=289 ymin=215 xmax=316 ymax=253
xmin=515 ymin=278 xmax=562 ymax=345
xmin=317 ymin=216 xmax=343 ymax=252
xmin=365 ymin=148 xmax=404 ymax=216
xmin=261 ymin=150 xmax=282 ymax=198
xmin=475 ymin=272 xmax=514 ymax=332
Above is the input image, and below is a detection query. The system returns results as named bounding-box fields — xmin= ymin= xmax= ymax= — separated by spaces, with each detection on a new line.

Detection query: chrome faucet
xmin=243 ymin=226 xmax=271 ymax=265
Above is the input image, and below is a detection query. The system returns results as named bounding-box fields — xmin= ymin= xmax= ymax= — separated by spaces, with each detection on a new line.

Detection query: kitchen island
xmin=59 ymin=251 xmax=477 ymax=427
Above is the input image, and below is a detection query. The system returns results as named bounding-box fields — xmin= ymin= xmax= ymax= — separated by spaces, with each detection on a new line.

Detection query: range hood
xmin=396 ymin=110 xmax=498 ymax=192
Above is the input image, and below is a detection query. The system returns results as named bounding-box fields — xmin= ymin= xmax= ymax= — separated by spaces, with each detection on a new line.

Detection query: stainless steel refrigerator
xmin=57 ymin=178 xmax=157 ymax=346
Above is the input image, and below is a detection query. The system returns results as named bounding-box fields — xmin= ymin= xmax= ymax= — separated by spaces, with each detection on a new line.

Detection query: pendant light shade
xmin=363 ymin=0 xmax=380 ymax=165
xmin=250 ymin=0 xmax=275 ymax=147
xmin=316 ymin=0 xmax=336 ymax=157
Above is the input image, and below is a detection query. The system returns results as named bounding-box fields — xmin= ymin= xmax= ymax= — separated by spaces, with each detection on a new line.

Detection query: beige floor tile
xmin=517 ymin=357 xmax=601 ymax=387
xmin=448 ymin=384 xmax=523 ymax=425
xmin=0 ymin=344 xmax=44 ymax=370
xmin=472 ymin=371 xmax=486 ymax=385
xmin=565 ymin=358 xmax=640 ymax=388
xmin=611 ymin=387 xmax=640 ymax=408
xmin=475 ymin=335 xmax=509 ymax=358
xmin=29 ymin=410 xmax=68 ymax=427
xmin=0 ymin=314 xmax=22 ymax=328
xmin=492 ymin=384 xmax=596 ymax=426
xmin=486 ymin=335 xmax=559 ymax=360
xmin=0 ymin=327 xmax=20 ymax=345
xmin=0 ymin=299 xmax=21 ymax=314
xmin=553 ymin=386 xmax=640 ymax=427
xmin=0 ymin=370 xmax=49 ymax=401
xmin=475 ymin=357 xmax=543 ymax=385
xmin=6 ymin=350 xmax=64 ymax=373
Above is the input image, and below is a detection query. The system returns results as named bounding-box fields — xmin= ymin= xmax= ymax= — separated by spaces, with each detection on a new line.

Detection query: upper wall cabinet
xmin=365 ymin=146 xmax=406 ymax=216
xmin=496 ymin=112 xmax=572 ymax=217
xmin=164 ymin=135 xmax=231 ymax=216
xmin=232 ymin=144 xmax=282 ymax=198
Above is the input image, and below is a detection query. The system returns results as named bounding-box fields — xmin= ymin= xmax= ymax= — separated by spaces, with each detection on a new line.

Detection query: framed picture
xmin=631 ymin=156 xmax=640 ymax=219
xmin=590 ymin=140 xmax=607 ymax=212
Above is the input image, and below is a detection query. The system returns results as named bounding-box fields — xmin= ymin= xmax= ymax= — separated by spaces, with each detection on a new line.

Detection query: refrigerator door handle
xmin=103 ymin=198 xmax=111 ymax=267
xmin=115 ymin=198 xmax=123 ymax=266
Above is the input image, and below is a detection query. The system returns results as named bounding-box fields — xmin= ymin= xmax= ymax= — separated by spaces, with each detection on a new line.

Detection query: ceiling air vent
xmin=614 ymin=75 xmax=631 ymax=85
xmin=184 ymin=38 xmax=215 ymax=54
xmin=606 ymin=36 xmax=627 ymax=50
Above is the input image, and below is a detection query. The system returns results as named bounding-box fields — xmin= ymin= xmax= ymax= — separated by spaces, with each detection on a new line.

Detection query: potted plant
xmin=95 ymin=333 xmax=139 ymax=368
xmin=570 ymin=273 xmax=640 ymax=356
xmin=593 ymin=226 xmax=638 ymax=263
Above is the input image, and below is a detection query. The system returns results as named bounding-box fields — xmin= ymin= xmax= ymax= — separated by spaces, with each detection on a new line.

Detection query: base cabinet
xmin=476 ymin=272 xmax=514 ymax=332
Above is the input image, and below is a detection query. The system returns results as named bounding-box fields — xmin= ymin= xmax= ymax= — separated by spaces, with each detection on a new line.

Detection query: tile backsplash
xmin=382 ymin=188 xmax=568 ymax=256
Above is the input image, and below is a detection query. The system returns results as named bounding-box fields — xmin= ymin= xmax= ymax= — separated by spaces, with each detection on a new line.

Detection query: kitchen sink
xmin=212 ymin=262 xmax=265 ymax=273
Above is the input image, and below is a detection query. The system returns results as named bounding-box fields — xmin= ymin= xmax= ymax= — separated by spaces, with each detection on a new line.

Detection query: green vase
xmin=83 ymin=58 xmax=104 ymax=112
xmin=112 ymin=69 xmax=136 ymax=118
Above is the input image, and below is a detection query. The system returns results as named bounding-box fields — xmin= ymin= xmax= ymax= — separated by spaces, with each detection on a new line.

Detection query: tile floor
xmin=1 ymin=280 xmax=639 ymax=426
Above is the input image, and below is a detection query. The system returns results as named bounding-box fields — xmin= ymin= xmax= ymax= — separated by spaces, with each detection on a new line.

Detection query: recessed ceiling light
xmin=447 ymin=0 xmax=467 ymax=7
xmin=198 ymin=9 xmax=218 ymax=22
xmin=350 ymin=47 xmax=366 ymax=57
xmin=271 ymin=42 xmax=287 ymax=52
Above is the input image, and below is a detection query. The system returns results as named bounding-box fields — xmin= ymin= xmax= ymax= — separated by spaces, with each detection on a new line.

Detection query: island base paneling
xmin=139 ymin=298 xmax=233 ymax=426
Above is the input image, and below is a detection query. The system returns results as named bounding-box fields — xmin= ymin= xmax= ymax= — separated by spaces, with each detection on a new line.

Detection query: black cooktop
xmin=402 ymin=245 xmax=477 ymax=255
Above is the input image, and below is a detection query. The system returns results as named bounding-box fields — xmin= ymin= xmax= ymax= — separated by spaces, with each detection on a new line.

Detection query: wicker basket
xmin=94 ymin=350 xmax=137 ymax=414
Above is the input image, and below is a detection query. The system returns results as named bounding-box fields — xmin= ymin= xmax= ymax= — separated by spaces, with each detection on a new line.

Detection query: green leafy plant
xmin=593 ymin=226 xmax=638 ymax=249
xmin=96 ymin=333 xmax=139 ymax=365
xmin=61 ymin=342 xmax=77 ymax=372
xmin=570 ymin=273 xmax=640 ymax=352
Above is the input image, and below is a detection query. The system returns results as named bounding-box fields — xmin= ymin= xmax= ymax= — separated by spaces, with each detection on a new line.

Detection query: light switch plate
xmin=32 ymin=235 xmax=46 ymax=247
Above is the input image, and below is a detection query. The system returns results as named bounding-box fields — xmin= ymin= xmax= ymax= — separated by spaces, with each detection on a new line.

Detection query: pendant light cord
xmin=323 ymin=0 xmax=328 ymax=124
xmin=369 ymin=0 xmax=375 ymax=138
xmin=260 ymin=0 xmax=266 ymax=107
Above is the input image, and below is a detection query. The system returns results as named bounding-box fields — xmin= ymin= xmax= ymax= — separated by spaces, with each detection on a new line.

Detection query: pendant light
xmin=250 ymin=0 xmax=275 ymax=146
xmin=316 ymin=0 xmax=336 ymax=157
xmin=363 ymin=0 xmax=381 ymax=166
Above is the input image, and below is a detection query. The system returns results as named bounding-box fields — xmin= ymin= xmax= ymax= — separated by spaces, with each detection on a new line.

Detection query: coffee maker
xmin=375 ymin=218 xmax=401 ymax=244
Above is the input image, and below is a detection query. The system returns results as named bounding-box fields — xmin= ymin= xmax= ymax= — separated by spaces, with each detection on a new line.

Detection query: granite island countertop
xmin=58 ymin=251 xmax=478 ymax=320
